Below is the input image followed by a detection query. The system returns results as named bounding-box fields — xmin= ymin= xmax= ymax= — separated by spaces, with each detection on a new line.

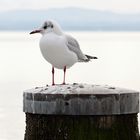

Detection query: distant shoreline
xmin=0 ymin=7 xmax=140 ymax=31
xmin=1 ymin=29 xmax=140 ymax=32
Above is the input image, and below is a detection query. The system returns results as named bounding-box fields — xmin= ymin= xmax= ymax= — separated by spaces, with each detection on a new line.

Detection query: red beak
xmin=30 ymin=30 xmax=42 ymax=34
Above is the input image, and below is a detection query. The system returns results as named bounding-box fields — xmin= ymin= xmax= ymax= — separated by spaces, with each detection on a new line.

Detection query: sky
xmin=0 ymin=0 xmax=140 ymax=13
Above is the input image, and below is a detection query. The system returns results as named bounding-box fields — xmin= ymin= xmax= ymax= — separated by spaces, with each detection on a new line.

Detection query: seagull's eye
xmin=51 ymin=25 xmax=53 ymax=28
xmin=43 ymin=26 xmax=47 ymax=29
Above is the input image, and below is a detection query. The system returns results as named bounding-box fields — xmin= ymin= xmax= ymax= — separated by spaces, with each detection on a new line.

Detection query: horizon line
xmin=0 ymin=7 xmax=140 ymax=15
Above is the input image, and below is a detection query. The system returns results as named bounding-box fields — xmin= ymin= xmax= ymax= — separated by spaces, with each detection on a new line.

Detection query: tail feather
xmin=78 ymin=54 xmax=98 ymax=62
xmin=85 ymin=54 xmax=98 ymax=61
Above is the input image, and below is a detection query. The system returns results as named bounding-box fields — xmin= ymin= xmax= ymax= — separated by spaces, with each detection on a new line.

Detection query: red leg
xmin=52 ymin=67 xmax=55 ymax=86
xmin=62 ymin=66 xmax=66 ymax=85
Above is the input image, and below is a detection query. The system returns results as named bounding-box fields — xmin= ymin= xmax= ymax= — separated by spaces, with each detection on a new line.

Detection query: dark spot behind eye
xmin=51 ymin=25 xmax=53 ymax=28
xmin=43 ymin=26 xmax=47 ymax=29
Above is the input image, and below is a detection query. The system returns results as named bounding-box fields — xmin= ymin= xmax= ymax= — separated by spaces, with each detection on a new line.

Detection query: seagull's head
xmin=30 ymin=20 xmax=63 ymax=35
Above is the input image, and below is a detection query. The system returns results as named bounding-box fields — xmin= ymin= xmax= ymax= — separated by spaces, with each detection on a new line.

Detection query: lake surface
xmin=0 ymin=31 xmax=140 ymax=139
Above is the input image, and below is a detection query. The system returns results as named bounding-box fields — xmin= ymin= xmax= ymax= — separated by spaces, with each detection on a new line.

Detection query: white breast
xmin=39 ymin=33 xmax=78 ymax=69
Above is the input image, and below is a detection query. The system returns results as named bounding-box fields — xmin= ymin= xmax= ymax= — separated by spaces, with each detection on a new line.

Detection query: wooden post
xmin=23 ymin=84 xmax=140 ymax=140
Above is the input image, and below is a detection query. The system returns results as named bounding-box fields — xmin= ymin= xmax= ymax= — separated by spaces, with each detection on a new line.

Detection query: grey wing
xmin=66 ymin=35 xmax=88 ymax=62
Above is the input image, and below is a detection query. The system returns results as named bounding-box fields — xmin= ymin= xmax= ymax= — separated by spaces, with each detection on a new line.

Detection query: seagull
xmin=30 ymin=20 xmax=97 ymax=85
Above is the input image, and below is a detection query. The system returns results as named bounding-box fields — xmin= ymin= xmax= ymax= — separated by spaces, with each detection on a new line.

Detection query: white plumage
xmin=39 ymin=32 xmax=78 ymax=69
xmin=30 ymin=20 xmax=97 ymax=85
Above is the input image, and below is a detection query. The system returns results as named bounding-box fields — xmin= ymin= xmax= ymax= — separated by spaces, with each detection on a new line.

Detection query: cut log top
xmin=23 ymin=83 xmax=139 ymax=115
xmin=24 ymin=83 xmax=137 ymax=95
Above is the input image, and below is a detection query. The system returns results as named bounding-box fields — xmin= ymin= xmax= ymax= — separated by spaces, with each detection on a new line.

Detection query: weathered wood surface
xmin=25 ymin=113 xmax=139 ymax=140
xmin=23 ymin=84 xmax=140 ymax=140
xmin=23 ymin=83 xmax=139 ymax=115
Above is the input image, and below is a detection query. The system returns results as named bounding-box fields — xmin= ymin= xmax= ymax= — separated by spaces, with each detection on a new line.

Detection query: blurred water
xmin=0 ymin=31 xmax=139 ymax=139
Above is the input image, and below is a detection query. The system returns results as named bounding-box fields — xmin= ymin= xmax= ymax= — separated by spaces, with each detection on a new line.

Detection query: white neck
xmin=53 ymin=25 xmax=63 ymax=35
